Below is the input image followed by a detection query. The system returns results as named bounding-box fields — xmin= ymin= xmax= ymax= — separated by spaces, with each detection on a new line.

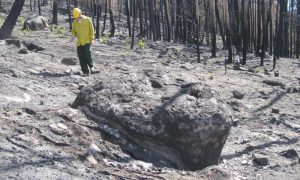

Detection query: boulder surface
xmin=73 ymin=69 xmax=232 ymax=170
xmin=23 ymin=15 xmax=48 ymax=31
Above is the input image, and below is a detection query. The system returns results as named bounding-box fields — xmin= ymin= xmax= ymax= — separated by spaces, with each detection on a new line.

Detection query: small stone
xmin=18 ymin=48 xmax=28 ymax=54
xmin=253 ymin=153 xmax=269 ymax=166
xmin=6 ymin=39 xmax=21 ymax=48
xmin=232 ymin=119 xmax=239 ymax=127
xmin=271 ymin=108 xmax=280 ymax=114
xmin=49 ymin=123 xmax=71 ymax=135
xmin=61 ymin=57 xmax=78 ymax=66
xmin=269 ymin=117 xmax=277 ymax=124
xmin=89 ymin=143 xmax=101 ymax=155
xmin=274 ymin=70 xmax=279 ymax=77
xmin=150 ymin=79 xmax=163 ymax=88
xmin=232 ymin=90 xmax=245 ymax=99
xmin=241 ymin=160 xmax=248 ymax=165
xmin=11 ymin=69 xmax=26 ymax=77
xmin=280 ymin=149 xmax=299 ymax=159
xmin=86 ymin=154 xmax=98 ymax=165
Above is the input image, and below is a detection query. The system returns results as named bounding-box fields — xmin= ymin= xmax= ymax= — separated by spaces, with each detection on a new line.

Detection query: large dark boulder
xmin=23 ymin=15 xmax=48 ymax=31
xmin=73 ymin=72 xmax=232 ymax=170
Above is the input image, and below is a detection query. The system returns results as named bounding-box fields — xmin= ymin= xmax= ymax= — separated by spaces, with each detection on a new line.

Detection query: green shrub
xmin=0 ymin=17 xmax=4 ymax=27
xmin=137 ymin=39 xmax=145 ymax=49
xmin=99 ymin=34 xmax=109 ymax=44
xmin=17 ymin=16 xmax=25 ymax=24
xmin=255 ymin=66 xmax=264 ymax=73
xmin=49 ymin=25 xmax=66 ymax=37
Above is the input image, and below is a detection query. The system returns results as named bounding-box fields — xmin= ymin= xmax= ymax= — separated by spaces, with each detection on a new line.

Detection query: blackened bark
xmin=38 ymin=0 xmax=41 ymax=15
xmin=52 ymin=0 xmax=58 ymax=25
xmin=0 ymin=0 xmax=25 ymax=39
xmin=102 ymin=0 xmax=108 ymax=35
xmin=66 ymin=0 xmax=72 ymax=30
xmin=109 ymin=9 xmax=115 ymax=37
xmin=296 ymin=0 xmax=300 ymax=58
xmin=125 ymin=0 xmax=131 ymax=36
xmin=131 ymin=0 xmax=137 ymax=49
xmin=96 ymin=5 xmax=101 ymax=39
xmin=215 ymin=0 xmax=226 ymax=49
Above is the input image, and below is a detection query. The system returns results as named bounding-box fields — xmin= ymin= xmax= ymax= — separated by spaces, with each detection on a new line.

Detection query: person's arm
xmin=88 ymin=18 xmax=95 ymax=44
xmin=71 ymin=22 xmax=76 ymax=37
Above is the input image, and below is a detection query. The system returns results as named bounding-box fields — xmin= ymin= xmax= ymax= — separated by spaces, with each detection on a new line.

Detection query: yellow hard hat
xmin=72 ymin=8 xmax=81 ymax=19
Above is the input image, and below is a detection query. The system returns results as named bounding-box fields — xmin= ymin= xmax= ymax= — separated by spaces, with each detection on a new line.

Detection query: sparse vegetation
xmin=49 ymin=25 xmax=66 ymax=37
xmin=99 ymin=34 xmax=109 ymax=44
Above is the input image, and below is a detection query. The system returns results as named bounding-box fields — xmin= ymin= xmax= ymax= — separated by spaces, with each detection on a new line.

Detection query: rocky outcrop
xmin=23 ymin=15 xmax=48 ymax=31
xmin=73 ymin=70 xmax=232 ymax=170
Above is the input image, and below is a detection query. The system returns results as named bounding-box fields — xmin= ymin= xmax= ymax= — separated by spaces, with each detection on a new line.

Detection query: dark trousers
xmin=77 ymin=44 xmax=93 ymax=74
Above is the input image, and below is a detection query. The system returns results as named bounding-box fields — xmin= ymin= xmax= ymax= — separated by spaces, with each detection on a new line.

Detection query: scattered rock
xmin=280 ymin=149 xmax=299 ymax=160
xmin=271 ymin=108 xmax=280 ymax=114
xmin=86 ymin=154 xmax=98 ymax=165
xmin=200 ymin=166 xmax=233 ymax=180
xmin=89 ymin=143 xmax=101 ymax=155
xmin=253 ymin=152 xmax=269 ymax=166
xmin=262 ymin=79 xmax=285 ymax=88
xmin=241 ymin=160 xmax=248 ymax=165
xmin=49 ymin=123 xmax=72 ymax=135
xmin=6 ymin=39 xmax=21 ymax=48
xmin=150 ymin=79 xmax=163 ymax=88
xmin=10 ymin=69 xmax=26 ymax=77
xmin=23 ymin=41 xmax=45 ymax=52
xmin=18 ymin=48 xmax=28 ymax=54
xmin=61 ymin=57 xmax=78 ymax=66
xmin=274 ymin=70 xmax=279 ymax=77
xmin=269 ymin=117 xmax=280 ymax=125
xmin=7 ymin=134 xmax=41 ymax=148
xmin=23 ymin=15 xmax=48 ymax=31
xmin=232 ymin=90 xmax=245 ymax=99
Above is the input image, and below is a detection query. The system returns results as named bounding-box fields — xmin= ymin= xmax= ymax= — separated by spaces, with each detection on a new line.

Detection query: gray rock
xmin=72 ymin=74 xmax=232 ymax=170
xmin=18 ymin=48 xmax=28 ymax=54
xmin=22 ymin=41 xmax=45 ymax=52
xmin=23 ymin=15 xmax=48 ymax=31
xmin=232 ymin=90 xmax=245 ymax=99
xmin=280 ymin=149 xmax=299 ymax=160
xmin=10 ymin=69 xmax=26 ymax=77
xmin=61 ymin=57 xmax=78 ymax=66
xmin=253 ymin=153 xmax=269 ymax=166
xmin=262 ymin=79 xmax=285 ymax=88
xmin=271 ymin=108 xmax=280 ymax=114
xmin=6 ymin=39 xmax=21 ymax=48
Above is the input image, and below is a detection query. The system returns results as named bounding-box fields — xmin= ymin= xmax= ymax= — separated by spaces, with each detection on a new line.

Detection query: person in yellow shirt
xmin=72 ymin=8 xmax=95 ymax=76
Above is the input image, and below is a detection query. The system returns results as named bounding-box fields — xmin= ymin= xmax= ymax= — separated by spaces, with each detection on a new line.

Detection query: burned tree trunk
xmin=95 ymin=4 xmax=101 ymax=39
xmin=210 ymin=0 xmax=217 ymax=58
xmin=102 ymin=0 xmax=108 ymax=35
xmin=138 ymin=0 xmax=144 ymax=37
xmin=109 ymin=9 xmax=115 ymax=37
xmin=261 ymin=0 xmax=267 ymax=66
xmin=215 ymin=0 xmax=226 ymax=49
xmin=296 ymin=0 xmax=300 ymax=58
xmin=38 ymin=0 xmax=41 ymax=15
xmin=125 ymin=0 xmax=131 ymax=37
xmin=51 ymin=0 xmax=58 ymax=25
xmin=0 ymin=0 xmax=25 ymax=39
xmin=66 ymin=0 xmax=72 ymax=30
xmin=164 ymin=0 xmax=171 ymax=42
xmin=131 ymin=0 xmax=137 ymax=49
